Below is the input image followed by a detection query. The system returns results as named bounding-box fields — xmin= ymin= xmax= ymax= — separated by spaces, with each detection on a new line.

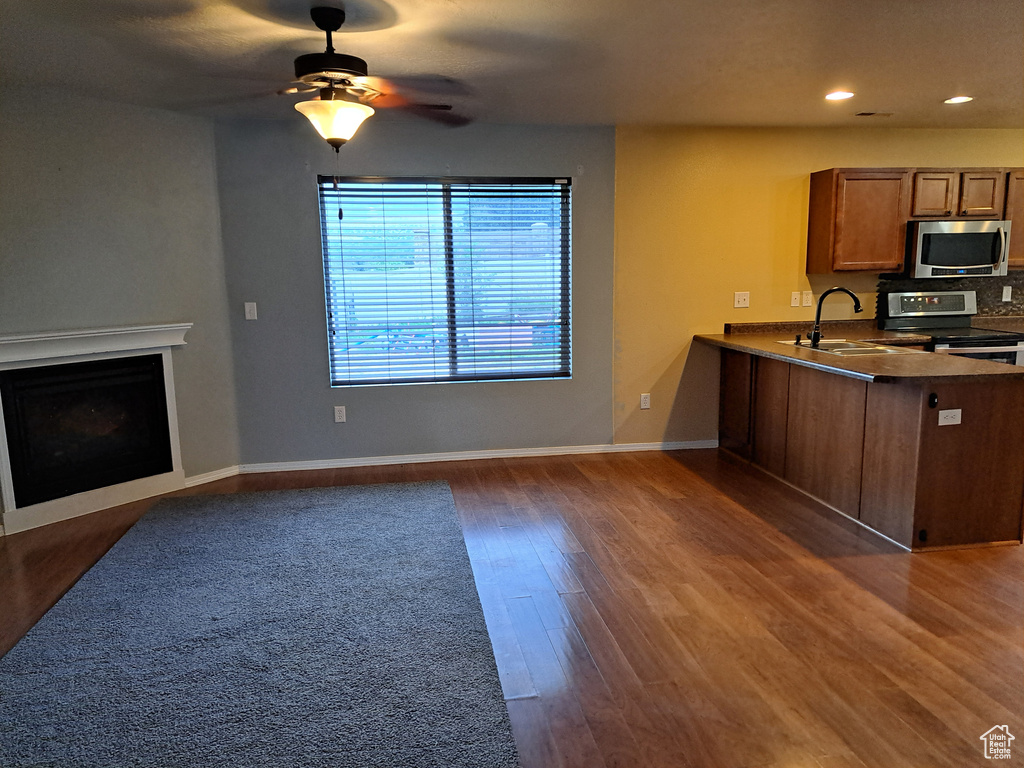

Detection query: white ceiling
xmin=2 ymin=0 xmax=1022 ymax=129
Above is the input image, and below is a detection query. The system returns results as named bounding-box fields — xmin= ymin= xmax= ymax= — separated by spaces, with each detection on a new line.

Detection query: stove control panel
xmin=886 ymin=290 xmax=977 ymax=318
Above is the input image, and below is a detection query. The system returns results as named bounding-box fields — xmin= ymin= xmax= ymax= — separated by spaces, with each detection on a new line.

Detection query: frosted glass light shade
xmin=295 ymin=99 xmax=375 ymax=150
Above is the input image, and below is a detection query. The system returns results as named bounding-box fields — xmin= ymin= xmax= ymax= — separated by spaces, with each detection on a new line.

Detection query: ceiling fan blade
xmin=400 ymin=104 xmax=473 ymax=127
xmin=278 ymin=85 xmax=319 ymax=96
xmin=360 ymin=74 xmax=471 ymax=98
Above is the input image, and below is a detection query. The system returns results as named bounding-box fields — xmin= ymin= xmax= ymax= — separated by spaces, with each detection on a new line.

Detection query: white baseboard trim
xmin=236 ymin=440 xmax=719 ymax=476
xmin=1 ymin=470 xmax=185 ymax=536
xmin=0 ymin=441 xmax=720 ymax=534
xmin=184 ymin=465 xmax=242 ymax=487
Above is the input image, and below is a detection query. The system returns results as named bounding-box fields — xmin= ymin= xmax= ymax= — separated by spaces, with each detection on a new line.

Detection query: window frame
xmin=317 ymin=175 xmax=572 ymax=387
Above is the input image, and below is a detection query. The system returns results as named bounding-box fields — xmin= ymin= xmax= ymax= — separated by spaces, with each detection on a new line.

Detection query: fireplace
xmin=0 ymin=355 xmax=174 ymax=508
xmin=0 ymin=324 xmax=190 ymax=534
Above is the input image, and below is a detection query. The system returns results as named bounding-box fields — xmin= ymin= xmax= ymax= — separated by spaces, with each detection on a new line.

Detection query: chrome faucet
xmin=808 ymin=286 xmax=862 ymax=347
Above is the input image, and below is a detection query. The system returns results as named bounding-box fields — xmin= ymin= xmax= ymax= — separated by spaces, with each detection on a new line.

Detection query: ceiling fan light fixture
xmin=295 ymin=89 xmax=375 ymax=151
xmin=825 ymin=90 xmax=855 ymax=101
xmin=944 ymin=95 xmax=973 ymax=104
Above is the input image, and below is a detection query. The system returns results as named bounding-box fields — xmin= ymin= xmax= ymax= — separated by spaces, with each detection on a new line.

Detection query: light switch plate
xmin=801 ymin=291 xmax=813 ymax=307
xmin=938 ymin=408 xmax=961 ymax=426
xmin=244 ymin=302 xmax=258 ymax=320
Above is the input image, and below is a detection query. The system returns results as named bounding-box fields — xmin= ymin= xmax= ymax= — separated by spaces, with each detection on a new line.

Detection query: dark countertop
xmin=721 ymin=318 xmax=930 ymax=344
xmin=973 ymin=315 xmax=1024 ymax=333
xmin=695 ymin=331 xmax=1024 ymax=383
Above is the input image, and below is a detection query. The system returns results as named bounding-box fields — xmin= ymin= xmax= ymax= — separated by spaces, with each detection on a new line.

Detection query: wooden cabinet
xmin=959 ymin=171 xmax=1006 ymax=217
xmin=719 ymin=349 xmax=753 ymax=459
xmin=1006 ymin=168 xmax=1024 ymax=269
xmin=784 ymin=366 xmax=866 ymax=519
xmin=807 ymin=166 xmax=1021 ymax=274
xmin=861 ymin=379 xmax=1024 ymax=548
xmin=716 ymin=348 xmax=1024 ymax=550
xmin=720 ymin=351 xmax=790 ymax=472
xmin=911 ymin=171 xmax=958 ymax=217
xmin=752 ymin=357 xmax=789 ymax=477
xmin=807 ymin=169 xmax=911 ymax=273
xmin=911 ymin=169 xmax=1005 ymax=218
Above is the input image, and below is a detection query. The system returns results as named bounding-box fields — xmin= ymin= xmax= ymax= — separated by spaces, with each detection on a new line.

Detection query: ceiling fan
xmin=288 ymin=6 xmax=471 ymax=150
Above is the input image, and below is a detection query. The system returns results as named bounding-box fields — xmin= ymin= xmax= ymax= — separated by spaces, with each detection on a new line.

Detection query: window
xmin=317 ymin=176 xmax=571 ymax=385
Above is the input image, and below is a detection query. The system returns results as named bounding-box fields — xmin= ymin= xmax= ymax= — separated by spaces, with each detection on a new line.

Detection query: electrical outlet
xmin=640 ymin=393 xmax=651 ymax=410
xmin=791 ymin=292 xmax=801 ymax=307
xmin=733 ymin=291 xmax=750 ymax=308
xmin=938 ymin=408 xmax=961 ymax=426
xmin=801 ymin=291 xmax=813 ymax=307
xmin=334 ymin=405 xmax=346 ymax=423
xmin=244 ymin=302 xmax=258 ymax=320
xmin=1003 ymin=285 xmax=1013 ymax=302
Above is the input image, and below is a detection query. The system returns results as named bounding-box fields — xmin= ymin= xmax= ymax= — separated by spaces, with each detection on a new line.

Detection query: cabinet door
xmin=831 ymin=170 xmax=910 ymax=271
xmin=912 ymin=172 xmax=958 ymax=217
xmin=784 ymin=366 xmax=867 ymax=518
xmin=752 ymin=357 xmax=789 ymax=477
xmin=719 ymin=349 xmax=753 ymax=459
xmin=1006 ymin=168 xmax=1024 ymax=269
xmin=959 ymin=171 xmax=1005 ymax=217
xmin=913 ymin=380 xmax=1024 ymax=547
xmin=860 ymin=383 xmax=923 ymax=548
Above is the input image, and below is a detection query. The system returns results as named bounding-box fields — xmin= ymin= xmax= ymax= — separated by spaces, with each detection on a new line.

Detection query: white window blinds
xmin=318 ymin=176 xmax=572 ymax=385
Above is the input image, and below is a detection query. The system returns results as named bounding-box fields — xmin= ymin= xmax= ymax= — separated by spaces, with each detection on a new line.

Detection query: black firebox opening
xmin=0 ymin=354 xmax=174 ymax=508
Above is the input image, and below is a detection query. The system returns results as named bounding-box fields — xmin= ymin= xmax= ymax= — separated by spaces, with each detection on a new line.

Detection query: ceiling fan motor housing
xmin=294 ymin=52 xmax=369 ymax=85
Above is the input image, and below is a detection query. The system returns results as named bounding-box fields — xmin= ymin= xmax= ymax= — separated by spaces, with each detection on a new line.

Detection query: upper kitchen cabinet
xmin=807 ymin=167 xmax=1023 ymax=274
xmin=910 ymin=169 xmax=1006 ymax=219
xmin=1006 ymin=168 xmax=1024 ymax=269
xmin=960 ymin=171 xmax=1007 ymax=217
xmin=806 ymin=168 xmax=912 ymax=273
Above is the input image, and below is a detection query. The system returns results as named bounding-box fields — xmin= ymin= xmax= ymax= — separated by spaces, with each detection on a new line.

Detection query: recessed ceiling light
xmin=944 ymin=96 xmax=973 ymax=104
xmin=826 ymin=91 xmax=855 ymax=101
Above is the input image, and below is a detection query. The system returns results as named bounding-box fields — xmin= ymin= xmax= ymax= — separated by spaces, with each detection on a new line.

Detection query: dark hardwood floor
xmin=1 ymin=449 xmax=1021 ymax=767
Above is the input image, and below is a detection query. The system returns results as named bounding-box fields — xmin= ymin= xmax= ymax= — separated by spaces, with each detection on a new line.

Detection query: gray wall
xmin=215 ymin=117 xmax=615 ymax=464
xmin=0 ymin=88 xmax=240 ymax=477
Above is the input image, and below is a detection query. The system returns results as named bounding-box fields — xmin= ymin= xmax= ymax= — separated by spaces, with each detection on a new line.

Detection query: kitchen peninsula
xmin=696 ymin=322 xmax=1024 ymax=551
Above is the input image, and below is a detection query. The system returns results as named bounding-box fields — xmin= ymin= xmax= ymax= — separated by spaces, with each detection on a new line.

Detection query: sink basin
xmin=776 ymin=339 xmax=921 ymax=356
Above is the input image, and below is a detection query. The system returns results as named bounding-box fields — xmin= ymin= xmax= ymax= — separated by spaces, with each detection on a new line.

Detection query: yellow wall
xmin=613 ymin=127 xmax=1024 ymax=445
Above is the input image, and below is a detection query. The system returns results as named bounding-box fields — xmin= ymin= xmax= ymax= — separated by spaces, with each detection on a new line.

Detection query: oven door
xmin=933 ymin=343 xmax=1024 ymax=366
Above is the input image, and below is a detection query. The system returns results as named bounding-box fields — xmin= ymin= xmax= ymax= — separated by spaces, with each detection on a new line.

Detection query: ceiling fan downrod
xmin=294 ymin=6 xmax=369 ymax=84
xmin=310 ymin=6 xmax=344 ymax=54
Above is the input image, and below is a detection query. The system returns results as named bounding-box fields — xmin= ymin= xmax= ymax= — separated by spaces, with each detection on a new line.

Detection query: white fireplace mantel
xmin=0 ymin=324 xmax=192 ymax=366
xmin=0 ymin=323 xmax=192 ymax=535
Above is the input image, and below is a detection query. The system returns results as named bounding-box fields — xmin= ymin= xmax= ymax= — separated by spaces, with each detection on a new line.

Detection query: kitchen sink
xmin=776 ymin=339 xmax=921 ymax=356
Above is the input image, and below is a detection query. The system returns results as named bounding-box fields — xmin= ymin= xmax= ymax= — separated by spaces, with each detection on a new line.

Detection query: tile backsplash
xmin=876 ymin=273 xmax=1024 ymax=316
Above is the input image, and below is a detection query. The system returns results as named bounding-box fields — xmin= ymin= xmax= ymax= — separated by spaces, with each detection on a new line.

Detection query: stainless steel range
xmin=879 ymin=290 xmax=1024 ymax=366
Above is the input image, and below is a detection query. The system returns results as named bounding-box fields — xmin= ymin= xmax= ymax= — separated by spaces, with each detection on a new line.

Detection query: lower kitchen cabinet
xmin=861 ymin=378 xmax=1024 ymax=548
xmin=718 ymin=349 xmax=1024 ymax=550
xmin=784 ymin=366 xmax=866 ymax=520
xmin=718 ymin=349 xmax=754 ymax=459
xmin=752 ymin=357 xmax=789 ymax=476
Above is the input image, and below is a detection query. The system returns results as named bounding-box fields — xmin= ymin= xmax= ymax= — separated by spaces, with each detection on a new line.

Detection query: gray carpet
xmin=0 ymin=482 xmax=519 ymax=767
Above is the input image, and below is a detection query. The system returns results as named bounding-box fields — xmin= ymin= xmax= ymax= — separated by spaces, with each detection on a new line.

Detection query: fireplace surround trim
xmin=0 ymin=324 xmax=192 ymax=366
xmin=0 ymin=324 xmax=192 ymax=535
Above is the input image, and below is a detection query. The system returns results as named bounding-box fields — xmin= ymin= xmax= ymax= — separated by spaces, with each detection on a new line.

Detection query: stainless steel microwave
xmin=910 ymin=220 xmax=1011 ymax=278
